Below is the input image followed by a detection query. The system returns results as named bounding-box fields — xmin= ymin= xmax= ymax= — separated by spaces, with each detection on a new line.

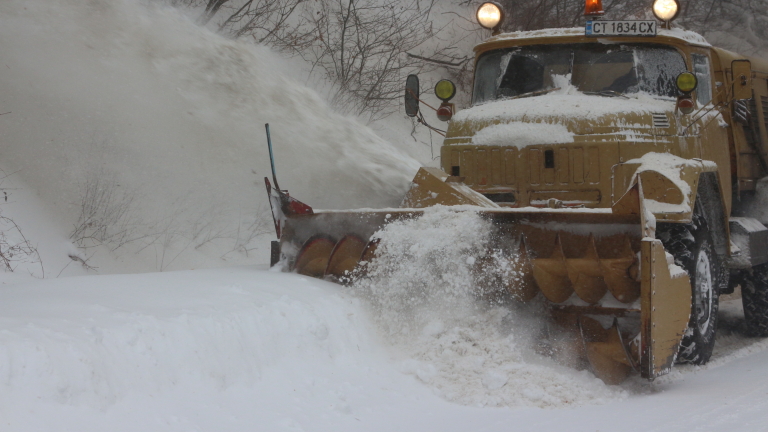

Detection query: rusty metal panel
xmin=504 ymin=148 xmax=517 ymax=185
xmin=586 ymin=146 xmax=600 ymax=184
xmin=530 ymin=148 xmax=541 ymax=185
xmin=557 ymin=147 xmax=570 ymax=184
xmin=462 ymin=150 xmax=475 ymax=185
xmin=572 ymin=147 xmax=584 ymax=184
xmin=477 ymin=149 xmax=488 ymax=186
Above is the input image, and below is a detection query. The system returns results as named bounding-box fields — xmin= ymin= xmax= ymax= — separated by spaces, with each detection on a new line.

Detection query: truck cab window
xmin=692 ymin=54 xmax=712 ymax=106
xmin=473 ymin=44 xmax=686 ymax=105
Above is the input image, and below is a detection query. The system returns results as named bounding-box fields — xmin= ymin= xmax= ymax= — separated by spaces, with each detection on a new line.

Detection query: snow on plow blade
xmin=267 ymin=168 xmax=691 ymax=383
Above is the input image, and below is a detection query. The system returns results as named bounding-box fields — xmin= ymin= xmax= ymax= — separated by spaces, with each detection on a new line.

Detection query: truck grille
xmin=448 ymin=145 xmax=605 ymax=187
xmin=652 ymin=113 xmax=670 ymax=128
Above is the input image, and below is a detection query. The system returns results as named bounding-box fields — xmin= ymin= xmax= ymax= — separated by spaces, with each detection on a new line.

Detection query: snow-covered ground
xmin=1 ymin=267 xmax=768 ymax=431
xmin=2 ymin=0 xmax=768 ymax=430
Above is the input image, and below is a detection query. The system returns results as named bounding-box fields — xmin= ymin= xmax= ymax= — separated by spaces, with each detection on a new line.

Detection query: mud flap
xmin=639 ymin=238 xmax=692 ymax=380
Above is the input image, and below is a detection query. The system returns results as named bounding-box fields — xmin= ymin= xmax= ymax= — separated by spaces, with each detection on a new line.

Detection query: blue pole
xmin=265 ymin=123 xmax=280 ymax=190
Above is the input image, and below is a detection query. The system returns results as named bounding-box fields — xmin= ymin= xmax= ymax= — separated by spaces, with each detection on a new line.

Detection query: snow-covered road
xmin=1 ymin=268 xmax=767 ymax=432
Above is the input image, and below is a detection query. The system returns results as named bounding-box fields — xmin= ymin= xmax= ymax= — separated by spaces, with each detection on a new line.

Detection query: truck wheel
xmin=742 ymin=264 xmax=768 ymax=337
xmin=659 ymin=215 xmax=721 ymax=364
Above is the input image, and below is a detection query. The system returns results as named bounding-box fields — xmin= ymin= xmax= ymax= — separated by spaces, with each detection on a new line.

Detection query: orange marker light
xmin=584 ymin=0 xmax=604 ymax=16
xmin=436 ymin=104 xmax=453 ymax=122
xmin=677 ymin=97 xmax=695 ymax=114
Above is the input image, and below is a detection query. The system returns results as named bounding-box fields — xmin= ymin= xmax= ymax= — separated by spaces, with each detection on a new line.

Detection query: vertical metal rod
xmin=265 ymin=123 xmax=280 ymax=191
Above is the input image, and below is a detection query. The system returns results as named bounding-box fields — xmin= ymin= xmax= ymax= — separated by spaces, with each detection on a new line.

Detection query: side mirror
xmin=405 ymin=74 xmax=420 ymax=117
xmin=732 ymin=60 xmax=753 ymax=100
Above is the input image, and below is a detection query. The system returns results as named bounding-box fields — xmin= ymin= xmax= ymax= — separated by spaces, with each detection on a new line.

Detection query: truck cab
xmin=441 ymin=29 xmax=734 ymax=212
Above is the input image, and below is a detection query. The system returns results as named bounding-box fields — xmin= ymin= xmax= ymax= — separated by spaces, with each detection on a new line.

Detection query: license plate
xmin=585 ymin=20 xmax=657 ymax=37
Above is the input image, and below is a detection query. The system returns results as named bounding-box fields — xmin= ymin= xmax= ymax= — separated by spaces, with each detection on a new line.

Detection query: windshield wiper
xmin=583 ymin=90 xmax=629 ymax=99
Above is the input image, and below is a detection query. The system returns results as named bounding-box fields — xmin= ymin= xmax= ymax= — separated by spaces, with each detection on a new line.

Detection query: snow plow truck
xmin=265 ymin=0 xmax=768 ymax=384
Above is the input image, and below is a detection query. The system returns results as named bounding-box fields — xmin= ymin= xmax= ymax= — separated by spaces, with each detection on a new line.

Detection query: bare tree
xmin=70 ymin=173 xmax=146 ymax=252
xmin=677 ymin=0 xmax=768 ymax=56
xmin=168 ymin=0 xmax=465 ymax=120
xmin=298 ymin=0 xmax=441 ymax=118
xmin=0 ymin=214 xmax=42 ymax=276
xmin=170 ymin=0 xmax=314 ymax=50
xmin=218 ymin=0 xmax=314 ymax=48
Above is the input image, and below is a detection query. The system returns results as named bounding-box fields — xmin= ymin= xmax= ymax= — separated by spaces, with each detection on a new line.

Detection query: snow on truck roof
xmin=477 ymin=27 xmax=711 ymax=49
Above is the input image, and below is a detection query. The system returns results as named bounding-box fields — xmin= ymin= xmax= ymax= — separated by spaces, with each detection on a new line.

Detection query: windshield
xmin=472 ymin=44 xmax=686 ymax=105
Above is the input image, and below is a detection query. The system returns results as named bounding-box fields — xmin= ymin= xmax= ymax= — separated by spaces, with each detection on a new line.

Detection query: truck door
xmin=693 ymin=50 xmax=731 ymax=211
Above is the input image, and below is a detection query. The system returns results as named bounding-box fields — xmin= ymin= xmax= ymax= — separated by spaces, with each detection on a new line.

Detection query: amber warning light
xmin=584 ymin=0 xmax=604 ymax=16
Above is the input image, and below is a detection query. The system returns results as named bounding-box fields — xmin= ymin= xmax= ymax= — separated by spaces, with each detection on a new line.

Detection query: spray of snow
xmin=351 ymin=206 xmax=625 ymax=407
xmin=0 ymin=0 xmax=420 ymax=272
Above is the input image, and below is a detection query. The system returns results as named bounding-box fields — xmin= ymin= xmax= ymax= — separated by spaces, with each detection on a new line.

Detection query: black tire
xmin=742 ymin=264 xmax=768 ymax=337
xmin=659 ymin=212 xmax=721 ymax=364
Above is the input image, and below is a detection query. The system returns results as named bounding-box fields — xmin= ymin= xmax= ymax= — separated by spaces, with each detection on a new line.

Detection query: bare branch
xmin=406 ymin=52 xmax=469 ymax=68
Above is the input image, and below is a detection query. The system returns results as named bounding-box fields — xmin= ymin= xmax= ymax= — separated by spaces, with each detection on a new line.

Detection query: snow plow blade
xmin=267 ymin=168 xmax=692 ymax=383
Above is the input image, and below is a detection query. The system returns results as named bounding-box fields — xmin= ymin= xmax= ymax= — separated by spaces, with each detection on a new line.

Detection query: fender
xmin=613 ymin=155 xmax=729 ymax=256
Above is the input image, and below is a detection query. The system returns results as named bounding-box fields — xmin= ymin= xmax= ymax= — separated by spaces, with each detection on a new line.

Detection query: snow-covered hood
xmin=446 ymin=94 xmax=676 ymax=146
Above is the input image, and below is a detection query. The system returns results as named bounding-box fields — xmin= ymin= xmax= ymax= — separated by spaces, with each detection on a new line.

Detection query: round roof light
xmin=653 ymin=0 xmax=680 ymax=22
xmin=434 ymin=79 xmax=457 ymax=102
xmin=477 ymin=2 xmax=504 ymax=31
xmin=676 ymin=72 xmax=698 ymax=93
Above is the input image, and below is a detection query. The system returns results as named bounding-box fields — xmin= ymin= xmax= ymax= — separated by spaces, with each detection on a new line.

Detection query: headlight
xmin=477 ymin=2 xmax=504 ymax=31
xmin=653 ymin=0 xmax=680 ymax=22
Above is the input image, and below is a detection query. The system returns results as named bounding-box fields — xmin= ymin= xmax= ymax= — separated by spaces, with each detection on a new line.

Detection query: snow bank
xmin=352 ymin=207 xmax=625 ymax=407
xmin=0 ymin=265 xmax=625 ymax=431
xmin=0 ymin=268 xmax=378 ymax=410
xmin=1 ymin=255 xmax=767 ymax=430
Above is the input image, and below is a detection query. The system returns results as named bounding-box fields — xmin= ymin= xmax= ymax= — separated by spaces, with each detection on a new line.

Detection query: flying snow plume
xmin=352 ymin=206 xmax=626 ymax=408
xmin=0 ymin=0 xmax=420 ymax=271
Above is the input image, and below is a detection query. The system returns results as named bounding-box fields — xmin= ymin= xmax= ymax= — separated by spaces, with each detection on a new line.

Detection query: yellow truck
xmin=265 ymin=0 xmax=768 ymax=384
